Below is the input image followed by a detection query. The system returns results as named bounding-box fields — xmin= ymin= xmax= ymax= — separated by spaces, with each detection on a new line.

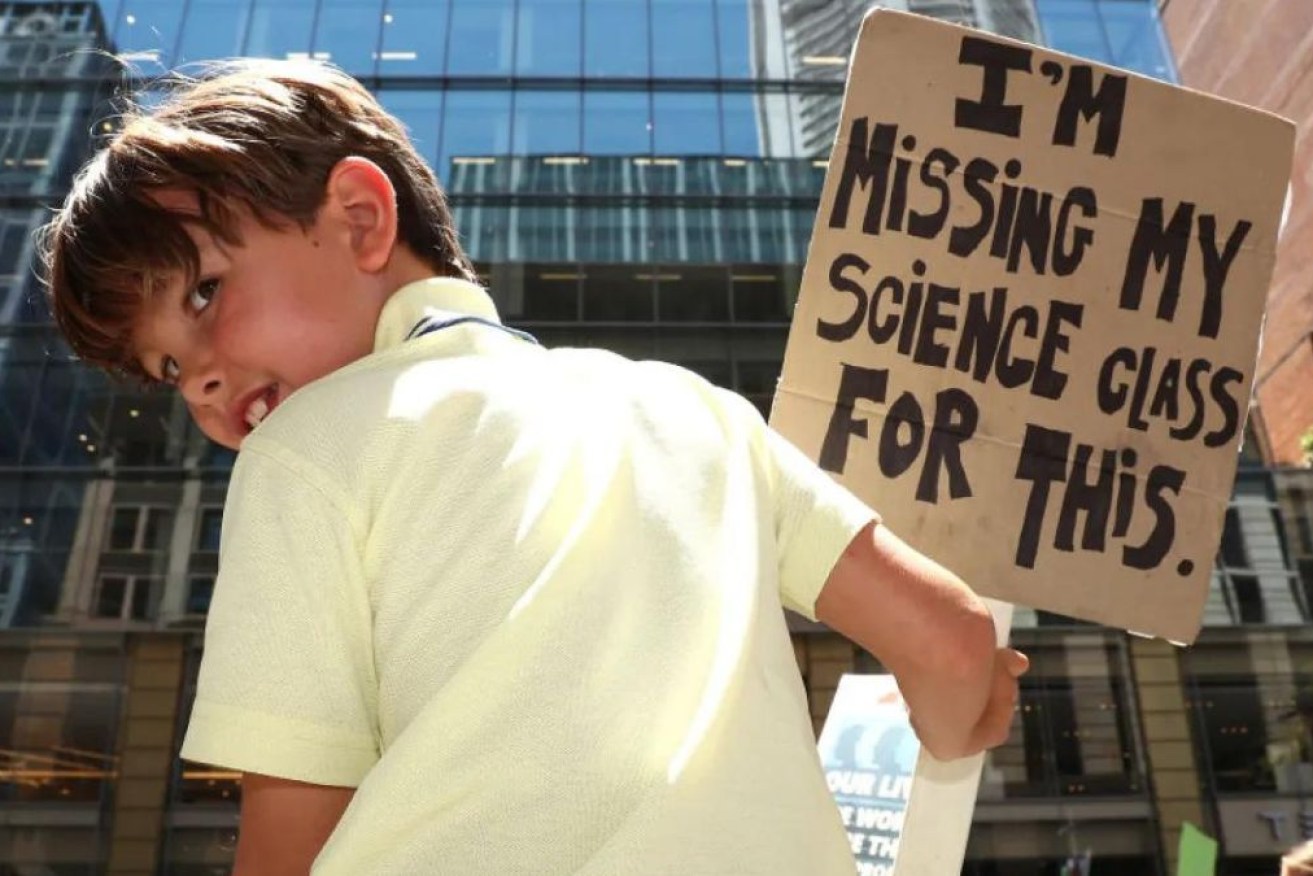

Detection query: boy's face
xmin=132 ymin=182 xmax=394 ymax=450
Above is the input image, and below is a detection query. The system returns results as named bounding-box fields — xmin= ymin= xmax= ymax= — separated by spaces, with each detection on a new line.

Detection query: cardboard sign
xmin=771 ymin=9 xmax=1295 ymax=643
xmin=817 ymin=674 xmax=917 ymax=876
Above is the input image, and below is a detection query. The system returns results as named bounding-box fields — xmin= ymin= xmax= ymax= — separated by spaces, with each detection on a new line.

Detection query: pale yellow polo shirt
xmin=181 ymin=278 xmax=877 ymax=874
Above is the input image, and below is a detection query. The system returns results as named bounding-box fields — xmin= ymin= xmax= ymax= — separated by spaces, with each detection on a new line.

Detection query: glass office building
xmin=3 ymin=1 xmax=1305 ymax=874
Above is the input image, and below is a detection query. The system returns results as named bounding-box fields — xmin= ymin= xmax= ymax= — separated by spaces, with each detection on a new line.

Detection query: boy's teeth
xmin=245 ymin=395 xmax=269 ymax=429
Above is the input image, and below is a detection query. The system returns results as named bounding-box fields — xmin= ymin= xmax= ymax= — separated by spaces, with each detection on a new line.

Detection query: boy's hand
xmin=909 ymin=647 xmax=1027 ymax=759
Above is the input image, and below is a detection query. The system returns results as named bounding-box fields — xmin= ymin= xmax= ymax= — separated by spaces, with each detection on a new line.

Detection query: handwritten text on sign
xmin=772 ymin=11 xmax=1293 ymax=641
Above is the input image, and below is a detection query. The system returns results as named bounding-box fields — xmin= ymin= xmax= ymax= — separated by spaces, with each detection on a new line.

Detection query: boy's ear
xmin=323 ymin=157 xmax=398 ymax=273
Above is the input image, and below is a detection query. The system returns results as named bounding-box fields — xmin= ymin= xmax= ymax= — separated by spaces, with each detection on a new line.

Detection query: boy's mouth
xmin=241 ymin=384 xmax=278 ymax=432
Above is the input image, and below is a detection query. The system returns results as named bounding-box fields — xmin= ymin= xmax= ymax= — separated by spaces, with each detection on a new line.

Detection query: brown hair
xmin=38 ymin=58 xmax=474 ymax=380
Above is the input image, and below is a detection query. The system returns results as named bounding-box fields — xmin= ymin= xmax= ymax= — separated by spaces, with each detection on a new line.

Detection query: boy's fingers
xmin=1002 ymin=648 xmax=1029 ymax=676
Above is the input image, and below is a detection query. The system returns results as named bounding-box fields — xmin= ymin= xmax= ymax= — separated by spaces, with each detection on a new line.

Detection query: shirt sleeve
xmin=179 ymin=440 xmax=380 ymax=787
xmin=754 ymin=407 xmax=879 ymax=621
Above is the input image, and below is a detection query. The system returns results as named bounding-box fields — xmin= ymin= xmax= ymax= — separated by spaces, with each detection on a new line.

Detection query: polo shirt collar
xmin=373 ymin=277 xmax=502 ymax=354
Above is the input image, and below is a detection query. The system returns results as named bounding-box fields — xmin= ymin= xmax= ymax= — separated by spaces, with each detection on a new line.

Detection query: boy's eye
xmin=161 ymin=356 xmax=180 ymax=385
xmin=188 ymin=278 xmax=219 ymax=313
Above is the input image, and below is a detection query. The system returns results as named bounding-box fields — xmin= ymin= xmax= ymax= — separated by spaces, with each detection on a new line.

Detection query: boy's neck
xmin=385 ymin=245 xmax=451 ymax=297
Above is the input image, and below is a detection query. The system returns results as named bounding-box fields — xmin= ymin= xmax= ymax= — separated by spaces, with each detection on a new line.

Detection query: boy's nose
xmin=179 ymin=362 xmax=224 ymax=406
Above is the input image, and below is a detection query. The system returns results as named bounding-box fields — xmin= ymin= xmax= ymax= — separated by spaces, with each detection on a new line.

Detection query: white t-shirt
xmin=181 ymin=277 xmax=876 ymax=874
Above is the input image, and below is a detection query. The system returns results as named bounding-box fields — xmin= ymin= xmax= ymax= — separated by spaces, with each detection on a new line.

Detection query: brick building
xmin=1160 ymin=0 xmax=1313 ymax=464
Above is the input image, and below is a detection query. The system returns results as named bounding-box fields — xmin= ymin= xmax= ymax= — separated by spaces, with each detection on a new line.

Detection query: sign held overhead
xmin=771 ymin=9 xmax=1295 ymax=643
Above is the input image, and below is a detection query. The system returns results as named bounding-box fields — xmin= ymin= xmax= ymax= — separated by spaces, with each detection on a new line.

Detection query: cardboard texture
xmin=770 ymin=9 xmax=1295 ymax=643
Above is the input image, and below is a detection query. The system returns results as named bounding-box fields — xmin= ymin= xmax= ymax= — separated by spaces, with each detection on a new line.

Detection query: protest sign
xmin=1177 ymin=822 xmax=1217 ymax=876
xmin=817 ymin=674 xmax=917 ymax=876
xmin=771 ymin=8 xmax=1295 ymax=643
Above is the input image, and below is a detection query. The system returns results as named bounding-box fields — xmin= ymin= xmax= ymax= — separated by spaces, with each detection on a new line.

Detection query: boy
xmin=41 ymin=60 xmax=1026 ymax=874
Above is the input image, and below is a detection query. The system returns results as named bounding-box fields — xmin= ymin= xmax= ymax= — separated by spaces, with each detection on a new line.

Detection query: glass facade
xmin=3 ymin=0 xmax=1285 ymax=874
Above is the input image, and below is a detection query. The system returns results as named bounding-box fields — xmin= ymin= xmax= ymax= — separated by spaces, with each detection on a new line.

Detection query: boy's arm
xmin=233 ymin=773 xmax=354 ymax=876
xmin=815 ymin=520 xmax=1026 ymax=761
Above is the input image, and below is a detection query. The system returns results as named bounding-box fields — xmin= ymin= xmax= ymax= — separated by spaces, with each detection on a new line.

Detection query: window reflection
xmin=515 ymin=0 xmax=582 ymax=77
xmin=244 ymin=0 xmax=317 ymax=61
xmin=716 ymin=0 xmax=761 ymax=79
xmin=0 ymin=639 xmax=123 ymax=811
xmin=512 ymin=91 xmax=582 ymax=156
xmin=651 ymin=0 xmax=717 ymax=79
xmin=1097 ymin=0 xmax=1175 ymax=80
xmin=979 ymin=638 xmax=1143 ymax=799
xmin=438 ymin=91 xmax=512 ymax=184
xmin=652 ymin=92 xmax=721 ymax=155
xmin=378 ymin=0 xmax=450 ymax=75
xmin=1188 ymin=678 xmax=1313 ymax=793
xmin=447 ymin=0 xmax=515 ymax=76
xmin=583 ymin=91 xmax=650 ymax=156
xmin=583 ymin=0 xmax=648 ymax=78
xmin=115 ymin=0 xmax=186 ymax=71
xmin=377 ymin=90 xmax=443 ymax=170
xmin=175 ymin=0 xmax=249 ymax=65
xmin=313 ymin=0 xmax=386 ymax=75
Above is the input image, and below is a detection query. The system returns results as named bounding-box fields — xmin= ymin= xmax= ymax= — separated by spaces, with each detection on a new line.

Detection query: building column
xmin=1130 ymin=636 xmax=1208 ymax=873
xmin=107 ymin=634 xmax=187 ymax=875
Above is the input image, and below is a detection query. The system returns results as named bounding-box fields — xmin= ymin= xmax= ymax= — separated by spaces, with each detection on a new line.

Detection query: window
xmin=447 ymin=0 xmax=515 ymax=76
xmin=583 ymin=0 xmax=648 ymax=78
xmin=650 ymin=0 xmax=717 ymax=79
xmin=187 ymin=576 xmax=216 ymax=614
xmin=438 ymin=90 xmax=512 ymax=183
xmin=106 ymin=506 xmax=174 ymax=553
xmin=716 ymin=0 xmax=758 ymax=79
xmin=377 ymin=90 xmax=443 ymax=171
xmin=115 ymin=0 xmax=186 ymax=70
xmin=515 ymin=0 xmax=582 ymax=76
xmin=378 ymin=0 xmax=450 ymax=75
xmin=244 ymin=0 xmax=317 ymax=60
xmin=512 ymin=91 xmax=581 ymax=157
xmin=175 ymin=0 xmax=249 ymax=64
xmin=583 ymin=91 xmax=651 ymax=156
xmin=196 ymin=508 xmax=223 ymax=553
xmin=313 ymin=0 xmax=386 ymax=75
xmin=582 ymin=266 xmax=654 ymax=322
xmin=652 ymin=92 xmax=721 ymax=156
xmin=94 ymin=574 xmax=156 ymax=621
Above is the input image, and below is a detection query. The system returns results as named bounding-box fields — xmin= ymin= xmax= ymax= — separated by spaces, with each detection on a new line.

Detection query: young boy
xmin=42 ymin=60 xmax=1026 ymax=875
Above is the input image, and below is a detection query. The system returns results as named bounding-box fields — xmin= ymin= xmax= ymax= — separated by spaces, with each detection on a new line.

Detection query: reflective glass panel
xmin=716 ymin=0 xmax=754 ymax=78
xmin=115 ymin=0 xmax=186 ymax=71
xmin=650 ymin=0 xmax=717 ymax=78
xmin=175 ymin=0 xmax=250 ymax=65
xmin=583 ymin=0 xmax=648 ymax=78
xmin=313 ymin=0 xmax=386 ymax=75
xmin=378 ymin=0 xmax=450 ymax=75
xmin=583 ymin=266 xmax=653 ymax=321
xmin=1099 ymin=0 xmax=1174 ymax=80
xmin=515 ymin=0 xmax=582 ymax=76
xmin=512 ymin=90 xmax=581 ymax=155
xmin=653 ymin=92 xmax=720 ymax=155
xmin=438 ymin=90 xmax=512 ymax=181
xmin=244 ymin=0 xmax=317 ymax=60
xmin=1036 ymin=0 xmax=1112 ymax=64
xmin=377 ymin=89 xmax=442 ymax=170
xmin=447 ymin=0 xmax=515 ymax=76
xmin=583 ymin=91 xmax=650 ymax=155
